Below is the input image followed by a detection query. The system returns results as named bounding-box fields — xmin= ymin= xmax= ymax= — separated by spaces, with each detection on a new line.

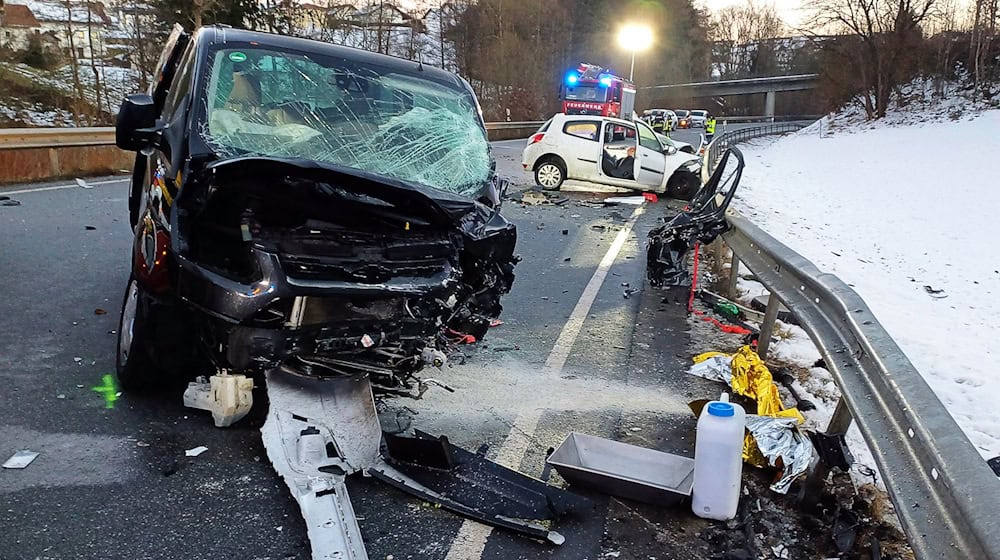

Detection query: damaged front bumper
xmin=174 ymin=244 xmax=463 ymax=376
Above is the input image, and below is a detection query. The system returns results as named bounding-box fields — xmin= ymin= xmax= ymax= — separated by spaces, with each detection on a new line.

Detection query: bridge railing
xmin=702 ymin=125 xmax=1000 ymax=560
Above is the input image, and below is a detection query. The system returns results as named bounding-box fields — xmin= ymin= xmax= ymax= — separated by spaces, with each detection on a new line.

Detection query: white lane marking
xmin=2 ymin=177 xmax=129 ymax=196
xmin=444 ymin=204 xmax=646 ymax=560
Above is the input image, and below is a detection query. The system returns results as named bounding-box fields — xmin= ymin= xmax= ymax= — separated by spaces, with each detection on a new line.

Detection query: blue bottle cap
xmin=707 ymin=402 xmax=735 ymax=417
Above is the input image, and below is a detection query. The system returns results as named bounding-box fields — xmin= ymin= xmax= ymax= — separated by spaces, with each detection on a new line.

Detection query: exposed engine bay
xmin=170 ymin=158 xmax=517 ymax=393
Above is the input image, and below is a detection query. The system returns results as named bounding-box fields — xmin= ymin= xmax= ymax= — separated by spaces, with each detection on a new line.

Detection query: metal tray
xmin=546 ymin=432 xmax=695 ymax=506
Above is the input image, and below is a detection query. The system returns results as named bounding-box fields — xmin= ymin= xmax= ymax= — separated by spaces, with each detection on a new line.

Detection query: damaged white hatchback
xmin=521 ymin=113 xmax=704 ymax=199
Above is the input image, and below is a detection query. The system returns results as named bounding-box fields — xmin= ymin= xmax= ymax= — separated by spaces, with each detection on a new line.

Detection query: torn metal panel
xmin=264 ymin=371 xmax=381 ymax=474
xmin=262 ymin=371 xmax=382 ymax=560
xmin=647 ymin=148 xmax=745 ymax=287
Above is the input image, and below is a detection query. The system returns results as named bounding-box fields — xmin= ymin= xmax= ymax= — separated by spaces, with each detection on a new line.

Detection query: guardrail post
xmin=728 ymin=257 xmax=741 ymax=299
xmin=711 ymin=238 xmax=726 ymax=276
xmin=756 ymin=293 xmax=781 ymax=359
xmin=826 ymin=396 xmax=853 ymax=433
xmin=800 ymin=397 xmax=855 ymax=506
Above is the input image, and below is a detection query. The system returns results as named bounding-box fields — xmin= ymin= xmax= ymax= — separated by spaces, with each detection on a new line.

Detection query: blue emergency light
xmin=566 ymin=73 xmax=579 ymax=85
xmin=599 ymin=76 xmax=612 ymax=87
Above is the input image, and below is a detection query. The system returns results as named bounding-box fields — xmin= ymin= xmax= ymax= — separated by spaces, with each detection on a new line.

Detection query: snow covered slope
xmin=733 ymin=110 xmax=1000 ymax=460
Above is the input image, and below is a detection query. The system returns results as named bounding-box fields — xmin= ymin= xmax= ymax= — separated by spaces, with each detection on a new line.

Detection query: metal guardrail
xmin=702 ymin=122 xmax=807 ymax=183
xmin=484 ymin=121 xmax=544 ymax=131
xmin=0 ymin=123 xmax=545 ymax=150
xmin=705 ymin=125 xmax=1000 ymax=559
xmin=0 ymin=127 xmax=116 ymax=149
xmin=718 ymin=115 xmax=821 ymax=123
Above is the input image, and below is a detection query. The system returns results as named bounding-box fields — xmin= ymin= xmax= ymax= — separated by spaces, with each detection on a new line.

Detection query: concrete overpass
xmin=640 ymin=74 xmax=819 ymax=117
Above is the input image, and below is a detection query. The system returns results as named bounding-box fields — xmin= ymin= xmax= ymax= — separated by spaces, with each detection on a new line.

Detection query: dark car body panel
xmin=119 ymin=26 xmax=517 ymax=384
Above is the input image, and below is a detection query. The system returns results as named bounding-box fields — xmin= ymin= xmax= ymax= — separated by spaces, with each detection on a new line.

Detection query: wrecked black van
xmin=114 ymin=26 xmax=517 ymax=392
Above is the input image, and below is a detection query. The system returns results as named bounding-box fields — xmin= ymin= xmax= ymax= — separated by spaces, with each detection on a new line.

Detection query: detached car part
xmin=647 ymin=148 xmax=745 ymax=287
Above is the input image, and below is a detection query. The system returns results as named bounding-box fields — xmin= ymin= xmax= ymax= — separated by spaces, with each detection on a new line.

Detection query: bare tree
xmin=64 ymin=0 xmax=86 ymax=124
xmin=85 ymin=2 xmax=106 ymax=119
xmin=711 ymin=0 xmax=786 ymax=79
xmin=969 ymin=0 xmax=998 ymax=91
xmin=808 ymin=0 xmax=936 ymax=118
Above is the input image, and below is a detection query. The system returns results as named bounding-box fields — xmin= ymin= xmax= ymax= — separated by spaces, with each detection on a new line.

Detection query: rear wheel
xmin=667 ymin=170 xmax=701 ymax=201
xmin=534 ymin=159 xmax=566 ymax=191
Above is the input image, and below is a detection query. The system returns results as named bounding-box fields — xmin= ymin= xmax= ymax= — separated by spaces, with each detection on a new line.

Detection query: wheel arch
xmin=532 ymin=154 xmax=567 ymax=172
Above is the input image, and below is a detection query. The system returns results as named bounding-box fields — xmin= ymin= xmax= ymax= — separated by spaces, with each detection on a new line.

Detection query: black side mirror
xmin=115 ymin=94 xmax=158 ymax=151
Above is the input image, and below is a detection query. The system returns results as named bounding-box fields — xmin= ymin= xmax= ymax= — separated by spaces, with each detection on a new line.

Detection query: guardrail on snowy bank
xmin=701 ymin=122 xmax=807 ymax=183
xmin=705 ymin=127 xmax=1000 ymax=559
xmin=0 ymin=122 xmax=546 ymax=184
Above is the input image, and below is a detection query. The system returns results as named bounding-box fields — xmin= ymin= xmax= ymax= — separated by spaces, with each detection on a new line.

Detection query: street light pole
xmin=617 ymin=24 xmax=652 ymax=83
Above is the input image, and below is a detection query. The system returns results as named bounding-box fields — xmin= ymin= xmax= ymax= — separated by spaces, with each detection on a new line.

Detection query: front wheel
xmin=534 ymin=160 xmax=565 ymax=191
xmin=116 ymin=277 xmax=162 ymax=391
xmin=667 ymin=170 xmax=701 ymax=201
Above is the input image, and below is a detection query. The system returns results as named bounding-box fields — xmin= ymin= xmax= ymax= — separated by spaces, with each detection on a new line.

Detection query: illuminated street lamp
xmin=617 ymin=24 xmax=653 ymax=82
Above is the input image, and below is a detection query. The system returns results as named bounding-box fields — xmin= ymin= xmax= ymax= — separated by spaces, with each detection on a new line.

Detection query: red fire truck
xmin=560 ymin=63 xmax=636 ymax=118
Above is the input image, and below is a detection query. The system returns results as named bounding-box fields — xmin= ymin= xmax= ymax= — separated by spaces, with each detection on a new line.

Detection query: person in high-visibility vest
xmin=705 ymin=116 xmax=717 ymax=141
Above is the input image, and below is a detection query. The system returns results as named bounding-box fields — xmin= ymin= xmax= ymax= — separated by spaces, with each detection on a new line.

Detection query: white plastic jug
xmin=692 ymin=393 xmax=746 ymax=521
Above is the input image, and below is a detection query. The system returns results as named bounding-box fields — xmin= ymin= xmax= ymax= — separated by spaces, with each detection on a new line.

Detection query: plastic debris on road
xmin=3 ymin=450 xmax=40 ymax=469
xmin=91 ymin=374 xmax=119 ymax=409
xmin=185 ymin=446 xmax=209 ymax=457
xmin=75 ymin=178 xmax=93 ymax=189
xmin=604 ymin=196 xmax=646 ymax=205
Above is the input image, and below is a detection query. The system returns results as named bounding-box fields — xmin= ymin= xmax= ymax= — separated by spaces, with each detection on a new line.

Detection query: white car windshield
xmin=199 ymin=46 xmax=491 ymax=196
xmin=691 ymin=110 xmax=707 ymax=117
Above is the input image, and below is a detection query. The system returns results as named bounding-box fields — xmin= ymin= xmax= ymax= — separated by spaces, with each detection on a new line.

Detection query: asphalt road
xmin=0 ymin=146 xmax=738 ymax=560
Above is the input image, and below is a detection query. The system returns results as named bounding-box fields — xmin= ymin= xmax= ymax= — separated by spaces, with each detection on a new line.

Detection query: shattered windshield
xmin=198 ymin=46 xmax=491 ymax=196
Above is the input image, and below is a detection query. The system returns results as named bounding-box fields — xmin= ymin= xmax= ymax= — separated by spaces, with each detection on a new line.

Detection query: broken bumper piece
xmin=371 ymin=430 xmax=591 ymax=544
xmin=261 ymin=370 xmax=586 ymax=560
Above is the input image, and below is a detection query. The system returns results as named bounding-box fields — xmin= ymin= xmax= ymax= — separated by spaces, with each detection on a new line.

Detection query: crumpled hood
xmin=203 ymin=156 xmax=482 ymax=226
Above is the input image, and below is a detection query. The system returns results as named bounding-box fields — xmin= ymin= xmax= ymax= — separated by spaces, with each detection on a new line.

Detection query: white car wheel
xmin=535 ymin=161 xmax=564 ymax=190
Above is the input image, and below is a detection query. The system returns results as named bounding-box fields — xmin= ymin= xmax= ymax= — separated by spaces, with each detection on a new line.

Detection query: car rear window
xmin=563 ymin=121 xmax=599 ymax=141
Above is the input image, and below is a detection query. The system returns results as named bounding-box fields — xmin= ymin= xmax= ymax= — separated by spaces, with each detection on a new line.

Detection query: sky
xmin=698 ymin=0 xmax=810 ymax=30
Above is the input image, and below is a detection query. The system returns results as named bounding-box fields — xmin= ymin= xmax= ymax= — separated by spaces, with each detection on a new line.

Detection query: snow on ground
xmin=731 ymin=109 xmax=1000 ymax=461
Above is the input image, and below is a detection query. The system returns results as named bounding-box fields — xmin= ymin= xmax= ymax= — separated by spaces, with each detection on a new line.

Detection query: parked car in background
xmin=674 ymin=109 xmax=691 ymax=128
xmin=521 ymin=113 xmax=703 ymax=200
xmin=689 ymin=110 xmax=708 ymax=128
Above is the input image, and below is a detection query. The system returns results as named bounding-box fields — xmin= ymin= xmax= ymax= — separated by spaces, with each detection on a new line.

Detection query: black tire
xmin=534 ymin=158 xmax=566 ymax=191
xmin=667 ymin=170 xmax=701 ymax=201
xmin=115 ymin=276 xmax=194 ymax=392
